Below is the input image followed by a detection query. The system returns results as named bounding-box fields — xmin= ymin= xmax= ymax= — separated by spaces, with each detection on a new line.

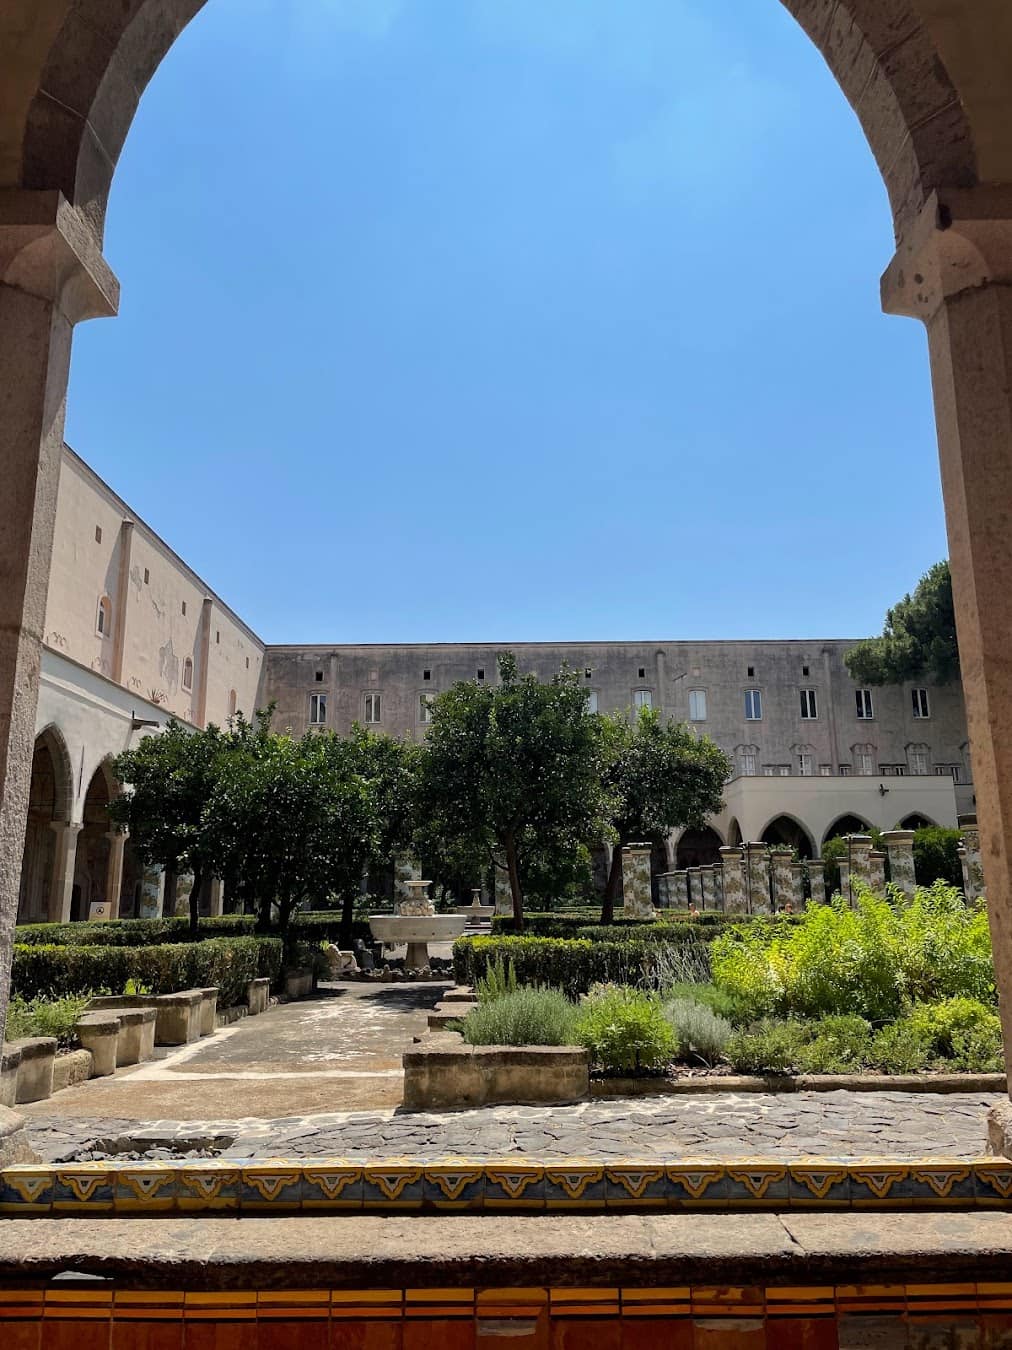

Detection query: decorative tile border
xmin=2 ymin=1156 xmax=1012 ymax=1216
xmin=5 ymin=1281 xmax=1012 ymax=1346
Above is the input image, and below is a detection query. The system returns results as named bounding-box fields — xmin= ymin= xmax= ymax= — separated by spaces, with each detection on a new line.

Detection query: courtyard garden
xmin=451 ymin=879 xmax=1002 ymax=1080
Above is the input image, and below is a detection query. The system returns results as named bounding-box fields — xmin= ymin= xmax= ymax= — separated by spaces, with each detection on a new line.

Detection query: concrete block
xmin=0 ymin=1044 xmax=22 ymax=1109
xmin=13 ymin=1037 xmax=57 ymax=1104
xmin=151 ymin=991 xmax=202 ymax=1045
xmin=116 ymin=1008 xmax=156 ymax=1065
xmin=197 ymin=988 xmax=219 ymax=1036
xmin=52 ymin=1049 xmax=93 ymax=1092
xmin=403 ymin=1037 xmax=589 ymax=1110
xmin=247 ymin=977 xmax=270 ymax=1016
xmin=284 ymin=970 xmax=313 ymax=1000
xmin=74 ymin=1015 xmax=120 ymax=1076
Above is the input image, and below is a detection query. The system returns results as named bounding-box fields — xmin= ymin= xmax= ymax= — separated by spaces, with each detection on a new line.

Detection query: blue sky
xmin=66 ymin=0 xmax=945 ymax=645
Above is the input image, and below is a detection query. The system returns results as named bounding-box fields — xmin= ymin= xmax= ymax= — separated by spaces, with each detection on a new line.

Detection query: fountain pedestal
xmin=369 ymin=880 xmax=466 ymax=971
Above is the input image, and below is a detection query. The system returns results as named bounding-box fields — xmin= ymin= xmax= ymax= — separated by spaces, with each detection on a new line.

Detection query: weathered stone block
xmin=74 ymin=1014 xmax=119 ymax=1076
xmin=247 ymin=977 xmax=270 ymax=1016
xmin=116 ymin=1008 xmax=156 ymax=1065
xmin=13 ymin=1037 xmax=56 ymax=1103
xmin=0 ymin=1044 xmax=22 ymax=1109
xmin=197 ymin=987 xmax=219 ymax=1035
xmin=284 ymin=970 xmax=313 ymax=1001
xmin=403 ymin=1035 xmax=589 ymax=1110
xmin=52 ymin=1048 xmax=94 ymax=1091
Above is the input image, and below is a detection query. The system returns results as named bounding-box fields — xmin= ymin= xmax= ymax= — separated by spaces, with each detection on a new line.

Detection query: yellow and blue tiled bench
xmin=1 ymin=1156 xmax=1010 ymax=1215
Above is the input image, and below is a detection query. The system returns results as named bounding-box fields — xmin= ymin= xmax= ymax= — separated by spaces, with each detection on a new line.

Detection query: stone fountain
xmin=454 ymin=887 xmax=494 ymax=923
xmin=369 ymin=880 xmax=466 ymax=971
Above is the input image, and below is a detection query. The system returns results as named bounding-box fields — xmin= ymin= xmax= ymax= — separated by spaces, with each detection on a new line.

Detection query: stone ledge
xmin=593 ymin=1072 xmax=1009 ymax=1097
xmin=403 ymin=1035 xmax=589 ymax=1109
xmin=4 ymin=1212 xmax=1012 ymax=1289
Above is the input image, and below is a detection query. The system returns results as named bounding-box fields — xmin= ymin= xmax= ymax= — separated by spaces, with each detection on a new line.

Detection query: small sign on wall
xmin=88 ymin=902 xmax=111 ymax=922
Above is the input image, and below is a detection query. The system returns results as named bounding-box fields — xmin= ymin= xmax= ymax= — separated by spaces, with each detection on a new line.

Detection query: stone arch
xmin=822 ymin=813 xmax=872 ymax=846
xmin=676 ymin=825 xmax=724 ymax=869
xmin=726 ymin=818 xmax=743 ymax=848
xmin=17 ymin=725 xmax=75 ymax=923
xmin=1 ymin=2 xmax=1006 ymax=248
xmin=72 ymin=756 xmax=120 ymax=922
xmin=759 ymin=813 xmax=816 ymax=860
xmin=898 ymin=811 xmax=937 ymax=831
xmin=33 ymin=723 xmax=74 ymax=823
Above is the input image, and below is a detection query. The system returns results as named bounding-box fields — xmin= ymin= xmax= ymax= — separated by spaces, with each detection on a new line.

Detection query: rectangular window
xmin=315 ymin=670 xmax=324 ymax=683
xmin=634 ymin=689 xmax=652 ymax=710
xmin=909 ymin=749 xmax=928 ymax=775
xmin=309 ymin=693 xmax=327 ymax=725
xmin=857 ymin=751 xmax=874 ymax=776
xmin=912 ymin=688 xmax=930 ymax=718
xmin=364 ymin=693 xmax=381 ymax=724
xmin=935 ymin=764 xmax=962 ymax=782
xmin=95 ymin=525 xmax=102 ymax=544
xmin=881 ymin=764 xmax=907 ymax=777
xmin=740 ymin=752 xmax=757 ymax=776
xmin=181 ymin=600 xmax=187 ymax=617
xmin=856 ymin=689 xmax=874 ymax=720
xmin=143 ymin=568 xmax=150 ymax=585
xmin=799 ymin=688 xmax=818 ymax=719
xmin=423 ymin=669 xmax=431 ymax=681
xmin=688 ymin=689 xmax=707 ymax=721
xmin=839 ymin=764 xmax=852 ymax=777
xmin=744 ymin=689 xmax=763 ymax=720
xmin=762 ymin=765 xmax=775 ymax=777
xmin=637 ymin=667 xmax=646 ymax=679
xmin=586 ymin=691 xmax=599 ymax=714
xmin=477 ymin=668 xmax=485 ymax=682
xmin=799 ymin=753 xmax=813 ymax=777
xmin=819 ymin=763 xmax=833 ymax=776
xmin=419 ymin=694 xmax=433 ymax=724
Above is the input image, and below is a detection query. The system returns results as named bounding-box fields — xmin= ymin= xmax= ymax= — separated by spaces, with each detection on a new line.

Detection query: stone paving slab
xmin=25 ymin=1089 xmax=1000 ymax=1163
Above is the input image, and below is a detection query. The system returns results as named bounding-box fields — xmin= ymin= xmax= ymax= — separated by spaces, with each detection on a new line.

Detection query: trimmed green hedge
xmin=453 ymin=934 xmax=695 ymax=994
xmin=14 ymin=912 xmax=374 ymax=949
xmin=11 ymin=936 xmax=283 ymax=1009
xmin=490 ymin=912 xmax=773 ymax=941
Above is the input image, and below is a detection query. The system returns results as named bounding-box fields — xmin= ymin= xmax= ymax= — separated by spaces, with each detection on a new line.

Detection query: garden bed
xmin=590 ymin=1070 xmax=1007 ymax=1097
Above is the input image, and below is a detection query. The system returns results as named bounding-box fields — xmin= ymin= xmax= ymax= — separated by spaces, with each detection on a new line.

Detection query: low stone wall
xmin=0 ymin=1045 xmax=21 ymax=1109
xmin=52 ymin=1049 xmax=93 ymax=1092
xmin=247 ymin=978 xmax=270 ymax=1015
xmin=403 ymin=1033 xmax=589 ymax=1110
xmin=13 ymin=1038 xmax=56 ymax=1104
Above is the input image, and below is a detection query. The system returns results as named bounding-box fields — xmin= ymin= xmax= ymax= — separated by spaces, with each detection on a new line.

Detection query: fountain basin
xmin=368 ymin=913 xmax=467 ymax=971
xmin=454 ymin=901 xmax=495 ymax=921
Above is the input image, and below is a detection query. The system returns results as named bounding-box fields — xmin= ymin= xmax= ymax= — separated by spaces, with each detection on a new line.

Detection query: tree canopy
xmin=845 ymin=560 xmax=959 ymax=686
xmin=416 ymin=651 xmax=609 ymax=928
xmin=599 ymin=707 xmax=730 ymax=922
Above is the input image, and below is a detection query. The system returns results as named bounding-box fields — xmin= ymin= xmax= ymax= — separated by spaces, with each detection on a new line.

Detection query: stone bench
xmin=12 ymin=1037 xmax=57 ymax=1104
xmin=196 ymin=988 xmax=218 ymax=1037
xmin=284 ymin=969 xmax=313 ymax=1000
xmin=74 ymin=1014 xmax=120 ymax=1077
xmin=89 ymin=991 xmax=205 ymax=1046
xmin=0 ymin=1044 xmax=22 ymax=1109
xmin=247 ymin=977 xmax=270 ymax=1016
xmin=403 ymin=1033 xmax=589 ymax=1110
xmin=116 ymin=1007 xmax=157 ymax=1064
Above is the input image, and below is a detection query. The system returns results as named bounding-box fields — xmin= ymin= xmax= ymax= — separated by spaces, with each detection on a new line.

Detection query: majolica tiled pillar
xmin=686 ymin=867 xmax=701 ymax=911
xmin=807 ymin=862 xmax=826 ymax=908
xmin=671 ymin=870 xmax=689 ymax=908
xmin=493 ymin=860 xmax=513 ymax=917
xmin=139 ymin=864 xmax=166 ymax=920
xmin=700 ymin=866 xmax=716 ymax=911
xmin=770 ymin=849 xmax=794 ymax=912
xmin=838 ymin=856 xmax=852 ymax=905
xmin=745 ymin=844 xmax=771 ymax=914
xmin=789 ymin=860 xmax=804 ymax=910
xmin=869 ymin=849 xmax=888 ymax=895
xmin=848 ymin=835 xmax=873 ymax=892
xmin=656 ymin=873 xmax=674 ymax=908
xmin=719 ymin=848 xmax=746 ymax=914
xmin=882 ymin=830 xmax=917 ymax=898
xmin=621 ymin=844 xmax=656 ymax=920
xmin=959 ymin=814 xmax=984 ymax=903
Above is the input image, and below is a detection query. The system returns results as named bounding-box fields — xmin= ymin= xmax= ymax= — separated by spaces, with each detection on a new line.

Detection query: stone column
xmin=686 ymin=867 xmax=700 ymax=911
xmin=655 ymin=873 xmax=674 ymax=908
xmin=745 ymin=844 xmax=770 ymax=915
xmin=770 ymin=849 xmax=794 ymax=912
xmin=208 ymin=878 xmax=224 ymax=918
xmin=0 ymin=192 xmax=118 ymax=1036
xmin=847 ymin=836 xmax=873 ymax=892
xmin=882 ymin=193 xmax=1012 ymax=1079
xmin=712 ymin=865 xmax=725 ymax=912
xmin=959 ymin=814 xmax=984 ymax=903
xmin=882 ymin=830 xmax=917 ymax=899
xmin=671 ymin=870 xmax=689 ymax=908
xmin=700 ymin=866 xmax=716 ymax=912
xmin=789 ymin=861 xmax=804 ymax=911
xmin=718 ymin=848 xmax=746 ymax=914
xmin=492 ymin=860 xmax=513 ymax=917
xmin=104 ymin=829 xmax=127 ymax=920
xmin=868 ymin=849 xmax=888 ymax=896
xmin=174 ymin=871 xmax=195 ymax=918
xmin=807 ymin=862 xmax=826 ymax=908
xmin=48 ymin=822 xmax=82 ymax=923
xmin=621 ymin=844 xmax=655 ymax=921
xmin=138 ymin=865 xmax=165 ymax=920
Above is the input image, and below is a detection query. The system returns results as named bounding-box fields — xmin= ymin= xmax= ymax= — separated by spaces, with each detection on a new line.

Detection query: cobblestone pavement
xmin=26 ymin=1090 xmax=999 ymax=1163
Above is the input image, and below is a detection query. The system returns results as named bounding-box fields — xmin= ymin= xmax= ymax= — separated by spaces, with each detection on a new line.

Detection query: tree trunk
xmin=601 ymin=846 xmax=624 ymax=925
xmin=188 ymin=867 xmax=204 ymax=938
xmin=339 ymin=889 xmax=356 ymax=948
xmin=505 ymin=834 xmax=524 ymax=933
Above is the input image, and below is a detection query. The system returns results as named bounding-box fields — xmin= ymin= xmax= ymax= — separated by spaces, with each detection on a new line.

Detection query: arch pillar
xmin=883 ymin=190 xmax=1012 ymax=1079
xmin=104 ymin=829 xmax=128 ymax=920
xmin=0 ymin=191 xmax=117 ymax=1034
xmin=48 ymin=821 xmax=82 ymax=924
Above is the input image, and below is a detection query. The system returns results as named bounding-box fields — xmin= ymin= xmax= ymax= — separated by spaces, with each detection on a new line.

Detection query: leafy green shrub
xmin=906 ymin=997 xmax=1003 ymax=1070
xmin=648 ymin=942 xmax=712 ymax=988
xmin=4 ymin=994 xmax=93 ymax=1049
xmin=951 ymin=1024 xmax=1004 ymax=1073
xmin=725 ymin=1020 xmax=806 ymax=1075
xmin=797 ymin=1014 xmax=872 ymax=1074
xmin=11 ymin=936 xmax=283 ymax=1008
xmin=868 ymin=1019 xmax=931 ymax=1073
xmin=13 ymin=912 xmax=374 ymax=949
xmin=455 ymin=935 xmax=666 ymax=994
xmin=574 ymin=986 xmax=675 ymax=1073
xmin=663 ymin=981 xmax=747 ymax=1024
xmin=664 ymin=998 xmax=731 ymax=1066
xmin=710 ymin=883 xmax=994 ymax=1021
xmin=475 ymin=956 xmax=518 ymax=1003
xmin=455 ymin=988 xmax=577 ymax=1046
xmin=913 ymin=827 xmax=964 ymax=889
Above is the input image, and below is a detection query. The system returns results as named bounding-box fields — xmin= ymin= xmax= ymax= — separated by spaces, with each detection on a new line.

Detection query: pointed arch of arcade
xmin=898 ymin=812 xmax=938 ymax=831
xmin=6 ymin=0 xmax=1012 ymax=1053
xmin=17 ymin=724 xmax=76 ymax=923
xmin=759 ymin=814 xmax=817 ymax=860
xmin=822 ymin=813 xmax=873 ymax=847
xmin=676 ymin=826 xmax=725 ymax=870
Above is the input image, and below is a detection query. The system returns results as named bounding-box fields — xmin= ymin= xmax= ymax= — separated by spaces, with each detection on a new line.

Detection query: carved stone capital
xmin=882 ymin=188 xmax=1012 ymax=322
xmin=0 ymin=190 xmax=119 ymax=323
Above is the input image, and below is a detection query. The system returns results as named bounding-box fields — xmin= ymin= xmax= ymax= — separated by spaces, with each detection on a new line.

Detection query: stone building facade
xmin=16 ymin=446 xmax=972 ymax=922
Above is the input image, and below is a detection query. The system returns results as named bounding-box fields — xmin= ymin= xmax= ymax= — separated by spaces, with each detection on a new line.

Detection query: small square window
xmin=744 ymin=689 xmax=763 ymax=720
xmin=477 ymin=668 xmax=485 ymax=681
xmin=315 ymin=670 xmax=324 ymax=682
xmin=802 ymin=665 xmax=810 ymax=676
xmin=637 ymin=667 xmax=646 ymax=679
xmin=585 ymin=668 xmax=592 ymax=679
xmin=912 ymin=688 xmax=930 ymax=719
xmin=747 ymin=666 xmax=755 ymax=678
xmin=246 ymin=657 xmax=250 ymax=669
xmin=95 ymin=526 xmax=102 ymax=544
xmin=181 ymin=600 xmax=187 ymax=617
xmin=143 ymin=568 xmax=150 ymax=585
xmin=423 ymin=669 xmax=431 ymax=681
xmin=216 ymin=631 xmax=220 ymax=645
